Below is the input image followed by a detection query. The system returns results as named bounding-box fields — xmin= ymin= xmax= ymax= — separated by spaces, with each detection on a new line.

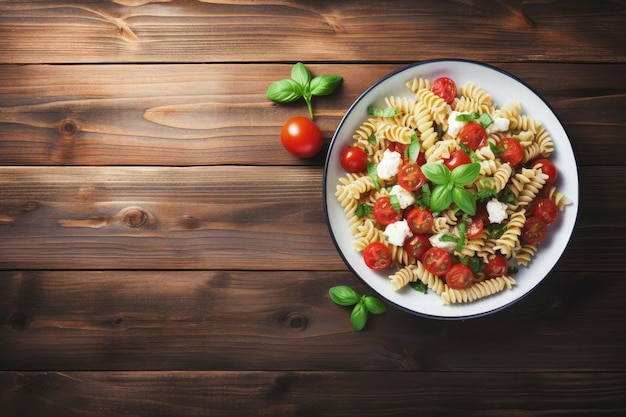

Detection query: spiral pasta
xmin=334 ymin=75 xmax=571 ymax=306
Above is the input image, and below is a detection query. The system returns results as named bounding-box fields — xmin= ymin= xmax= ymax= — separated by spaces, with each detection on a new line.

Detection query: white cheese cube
xmin=429 ymin=231 xmax=458 ymax=253
xmin=486 ymin=117 xmax=510 ymax=134
xmin=376 ymin=149 xmax=403 ymax=181
xmin=383 ymin=219 xmax=413 ymax=247
xmin=487 ymin=198 xmax=508 ymax=224
xmin=389 ymin=185 xmax=415 ymax=209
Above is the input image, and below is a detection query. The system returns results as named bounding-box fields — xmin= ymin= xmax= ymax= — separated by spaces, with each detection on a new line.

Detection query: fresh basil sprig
xmin=266 ymin=62 xmax=343 ymax=119
xmin=329 ymin=285 xmax=386 ymax=331
xmin=421 ymin=162 xmax=481 ymax=215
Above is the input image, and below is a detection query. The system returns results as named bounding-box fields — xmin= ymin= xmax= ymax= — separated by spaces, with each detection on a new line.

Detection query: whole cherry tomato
xmin=280 ymin=116 xmax=324 ymax=158
xmin=340 ymin=147 xmax=368 ymax=173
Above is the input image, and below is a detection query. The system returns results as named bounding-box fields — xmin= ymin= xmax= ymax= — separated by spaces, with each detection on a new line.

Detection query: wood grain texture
xmin=0 ymin=165 xmax=620 ymax=270
xmin=0 ymin=63 xmax=624 ymax=166
xmin=0 ymin=0 xmax=624 ymax=64
xmin=1 ymin=371 xmax=625 ymax=417
xmin=1 ymin=270 xmax=624 ymax=372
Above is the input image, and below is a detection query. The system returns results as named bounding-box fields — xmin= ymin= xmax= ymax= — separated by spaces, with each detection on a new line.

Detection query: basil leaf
xmin=408 ymin=132 xmax=420 ymax=163
xmin=421 ymin=163 xmax=451 ymax=185
xmin=441 ymin=233 xmax=463 ymax=253
xmin=468 ymin=257 xmax=483 ymax=274
xmin=367 ymin=134 xmax=377 ymax=145
xmin=329 ymin=286 xmax=360 ymax=306
xmin=478 ymin=112 xmax=494 ymax=128
xmin=489 ymin=141 xmax=505 ymax=154
xmin=291 ymin=62 xmax=311 ymax=87
xmin=430 ymin=183 xmax=454 ymax=212
xmin=450 ymin=162 xmax=480 ymax=186
xmin=389 ymin=194 xmax=401 ymax=212
xmin=362 ymin=296 xmax=386 ymax=314
xmin=367 ymin=162 xmax=380 ymax=190
xmin=355 ymin=203 xmax=373 ymax=218
xmin=309 ymin=74 xmax=343 ymax=96
xmin=350 ymin=301 xmax=368 ymax=331
xmin=452 ymin=186 xmax=477 ymax=215
xmin=367 ymin=106 xmax=399 ymax=117
xmin=455 ymin=112 xmax=479 ymax=122
xmin=490 ymin=224 xmax=508 ymax=238
xmin=410 ymin=280 xmax=428 ymax=294
xmin=266 ymin=78 xmax=303 ymax=103
xmin=420 ymin=183 xmax=431 ymax=207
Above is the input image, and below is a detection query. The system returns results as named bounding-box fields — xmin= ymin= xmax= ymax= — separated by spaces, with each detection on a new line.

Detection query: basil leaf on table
xmin=266 ymin=78 xmax=303 ymax=103
xmin=350 ymin=301 xmax=368 ymax=331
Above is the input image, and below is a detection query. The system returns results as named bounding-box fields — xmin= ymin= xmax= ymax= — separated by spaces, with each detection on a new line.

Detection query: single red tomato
xmin=466 ymin=217 xmax=484 ymax=239
xmin=532 ymin=198 xmax=559 ymax=224
xmin=373 ymin=196 xmax=403 ymax=226
xmin=459 ymin=123 xmax=487 ymax=150
xmin=404 ymin=234 xmax=432 ymax=261
xmin=422 ymin=247 xmax=452 ymax=276
xmin=443 ymin=150 xmax=472 ymax=171
xmin=445 ymin=263 xmax=475 ymax=289
xmin=363 ymin=242 xmax=392 ymax=271
xmin=532 ymin=158 xmax=558 ymax=184
xmin=498 ymin=137 xmax=524 ymax=166
xmin=280 ymin=116 xmax=324 ymax=158
xmin=521 ymin=216 xmax=548 ymax=244
xmin=405 ymin=206 xmax=434 ymax=234
xmin=340 ymin=147 xmax=368 ymax=173
xmin=483 ymin=254 xmax=509 ymax=278
xmin=397 ymin=164 xmax=427 ymax=191
xmin=431 ymin=77 xmax=457 ymax=104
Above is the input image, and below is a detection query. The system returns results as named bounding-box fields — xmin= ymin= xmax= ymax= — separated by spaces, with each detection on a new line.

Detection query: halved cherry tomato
xmin=373 ymin=196 xmax=403 ymax=226
xmin=280 ymin=116 xmax=324 ymax=158
xmin=397 ymin=164 xmax=427 ymax=191
xmin=388 ymin=142 xmax=407 ymax=156
xmin=459 ymin=123 xmax=487 ymax=150
xmin=340 ymin=147 xmax=368 ymax=173
xmin=431 ymin=77 xmax=457 ymax=104
xmin=445 ymin=263 xmax=475 ymax=289
xmin=363 ymin=242 xmax=392 ymax=271
xmin=497 ymin=137 xmax=524 ymax=166
xmin=532 ymin=158 xmax=558 ymax=184
xmin=406 ymin=206 xmax=434 ymax=234
xmin=403 ymin=234 xmax=432 ymax=261
xmin=483 ymin=254 xmax=509 ymax=278
xmin=521 ymin=216 xmax=548 ymax=244
xmin=532 ymin=198 xmax=559 ymax=224
xmin=466 ymin=217 xmax=484 ymax=239
xmin=443 ymin=149 xmax=472 ymax=171
xmin=422 ymin=247 xmax=452 ymax=276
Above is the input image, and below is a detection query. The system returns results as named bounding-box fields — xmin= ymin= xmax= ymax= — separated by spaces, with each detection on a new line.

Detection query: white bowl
xmin=323 ymin=59 xmax=579 ymax=319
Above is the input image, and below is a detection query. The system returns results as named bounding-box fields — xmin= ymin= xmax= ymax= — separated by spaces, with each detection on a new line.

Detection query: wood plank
xmin=0 ymin=0 xmax=624 ymax=64
xmin=0 ymin=63 xmax=624 ymax=166
xmin=1 ymin=371 xmax=625 ymax=417
xmin=0 ymin=165 xmax=620 ymax=271
xmin=1 ymin=270 xmax=624 ymax=372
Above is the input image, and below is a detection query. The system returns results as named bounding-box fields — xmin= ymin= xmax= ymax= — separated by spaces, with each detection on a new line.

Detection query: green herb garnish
xmin=329 ymin=286 xmax=386 ymax=331
xmin=421 ymin=162 xmax=481 ymax=215
xmin=367 ymin=106 xmax=399 ymax=117
xmin=266 ymin=62 xmax=342 ymax=119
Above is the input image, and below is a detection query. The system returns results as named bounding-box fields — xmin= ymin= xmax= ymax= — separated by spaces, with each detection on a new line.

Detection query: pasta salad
xmin=334 ymin=76 xmax=572 ymax=305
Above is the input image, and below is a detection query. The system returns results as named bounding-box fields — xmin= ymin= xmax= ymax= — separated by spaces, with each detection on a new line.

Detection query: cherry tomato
xmin=363 ymin=242 xmax=392 ymax=271
xmin=498 ymin=137 xmax=524 ymax=166
xmin=445 ymin=263 xmax=475 ymax=289
xmin=474 ymin=203 xmax=489 ymax=224
xmin=459 ymin=123 xmax=487 ymax=150
xmin=532 ymin=158 xmax=558 ymax=184
xmin=340 ymin=147 xmax=368 ymax=173
xmin=443 ymin=150 xmax=472 ymax=171
xmin=422 ymin=247 xmax=452 ymax=276
xmin=483 ymin=254 xmax=509 ymax=278
xmin=521 ymin=216 xmax=548 ymax=244
xmin=373 ymin=196 xmax=403 ymax=226
xmin=431 ymin=77 xmax=457 ymax=104
xmin=466 ymin=217 xmax=484 ymax=239
xmin=397 ymin=164 xmax=427 ymax=191
xmin=406 ymin=206 xmax=434 ymax=234
xmin=280 ymin=116 xmax=324 ymax=158
xmin=404 ymin=234 xmax=432 ymax=261
xmin=532 ymin=198 xmax=559 ymax=224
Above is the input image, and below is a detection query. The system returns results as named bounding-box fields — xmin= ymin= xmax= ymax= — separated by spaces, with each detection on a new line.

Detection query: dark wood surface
xmin=1 ymin=1 xmax=625 ymax=416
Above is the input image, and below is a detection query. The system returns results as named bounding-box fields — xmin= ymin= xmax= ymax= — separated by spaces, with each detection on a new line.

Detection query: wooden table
xmin=1 ymin=1 xmax=624 ymax=416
